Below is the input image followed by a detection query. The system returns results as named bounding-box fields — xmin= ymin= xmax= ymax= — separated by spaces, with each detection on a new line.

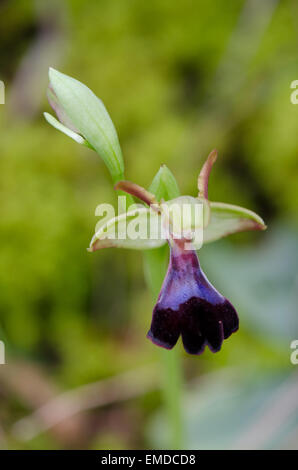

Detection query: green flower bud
xmin=45 ymin=68 xmax=124 ymax=183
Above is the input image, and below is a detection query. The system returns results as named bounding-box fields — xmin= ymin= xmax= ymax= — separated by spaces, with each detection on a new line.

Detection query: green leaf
xmin=48 ymin=68 xmax=124 ymax=182
xmin=204 ymin=202 xmax=266 ymax=243
xmin=149 ymin=164 xmax=180 ymax=201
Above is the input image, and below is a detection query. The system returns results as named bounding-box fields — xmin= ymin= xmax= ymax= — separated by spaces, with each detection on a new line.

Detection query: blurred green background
xmin=0 ymin=0 xmax=297 ymax=449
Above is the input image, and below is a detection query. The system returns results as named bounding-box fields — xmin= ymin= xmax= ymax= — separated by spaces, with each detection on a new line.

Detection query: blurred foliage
xmin=0 ymin=0 xmax=297 ymax=449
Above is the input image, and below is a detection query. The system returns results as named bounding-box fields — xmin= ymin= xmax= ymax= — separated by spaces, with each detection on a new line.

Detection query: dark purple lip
xmin=147 ymin=240 xmax=239 ymax=355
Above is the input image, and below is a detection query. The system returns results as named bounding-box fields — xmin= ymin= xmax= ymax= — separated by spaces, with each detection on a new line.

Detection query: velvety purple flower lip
xmin=147 ymin=240 xmax=239 ymax=355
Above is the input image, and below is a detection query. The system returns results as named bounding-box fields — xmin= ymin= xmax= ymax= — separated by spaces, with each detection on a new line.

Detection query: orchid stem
xmin=160 ymin=347 xmax=183 ymax=449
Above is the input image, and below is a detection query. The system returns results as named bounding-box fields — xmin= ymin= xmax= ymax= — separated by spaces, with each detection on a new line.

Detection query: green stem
xmin=160 ymin=347 xmax=183 ymax=449
xmin=143 ymin=247 xmax=183 ymax=449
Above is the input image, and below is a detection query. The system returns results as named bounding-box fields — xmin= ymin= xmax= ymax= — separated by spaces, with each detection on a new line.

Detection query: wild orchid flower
xmin=89 ymin=151 xmax=266 ymax=355
xmin=45 ymin=69 xmax=266 ymax=355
